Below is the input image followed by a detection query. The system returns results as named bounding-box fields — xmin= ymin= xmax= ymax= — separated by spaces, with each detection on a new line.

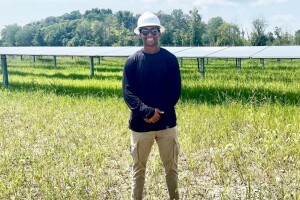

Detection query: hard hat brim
xmin=134 ymin=24 xmax=165 ymax=35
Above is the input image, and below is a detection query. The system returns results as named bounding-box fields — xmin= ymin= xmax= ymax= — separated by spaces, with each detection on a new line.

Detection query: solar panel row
xmin=1 ymin=46 xmax=300 ymax=87
xmin=1 ymin=46 xmax=300 ymax=58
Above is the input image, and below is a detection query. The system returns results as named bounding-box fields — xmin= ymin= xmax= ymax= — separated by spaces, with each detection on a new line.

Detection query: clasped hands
xmin=144 ymin=108 xmax=164 ymax=123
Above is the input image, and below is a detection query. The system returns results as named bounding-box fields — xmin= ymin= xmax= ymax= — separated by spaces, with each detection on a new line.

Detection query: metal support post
xmin=89 ymin=56 xmax=94 ymax=77
xmin=53 ymin=56 xmax=57 ymax=67
xmin=236 ymin=58 xmax=241 ymax=70
xmin=197 ymin=58 xmax=205 ymax=79
xmin=201 ymin=58 xmax=205 ymax=78
xmin=260 ymin=58 xmax=265 ymax=69
xmin=1 ymin=55 xmax=9 ymax=87
xmin=180 ymin=58 xmax=183 ymax=67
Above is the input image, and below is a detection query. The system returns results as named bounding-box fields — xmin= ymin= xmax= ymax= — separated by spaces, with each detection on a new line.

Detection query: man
xmin=122 ymin=11 xmax=181 ymax=200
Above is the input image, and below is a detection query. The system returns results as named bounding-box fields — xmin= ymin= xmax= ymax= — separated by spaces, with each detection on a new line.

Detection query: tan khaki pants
xmin=130 ymin=127 xmax=179 ymax=200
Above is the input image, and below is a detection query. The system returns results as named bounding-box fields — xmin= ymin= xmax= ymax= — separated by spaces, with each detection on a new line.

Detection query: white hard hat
xmin=134 ymin=11 xmax=165 ymax=35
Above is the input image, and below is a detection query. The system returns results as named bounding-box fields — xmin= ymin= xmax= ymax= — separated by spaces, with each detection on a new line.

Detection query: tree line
xmin=1 ymin=8 xmax=300 ymax=47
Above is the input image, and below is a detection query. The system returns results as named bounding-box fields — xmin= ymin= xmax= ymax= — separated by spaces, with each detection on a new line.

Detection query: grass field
xmin=0 ymin=55 xmax=299 ymax=199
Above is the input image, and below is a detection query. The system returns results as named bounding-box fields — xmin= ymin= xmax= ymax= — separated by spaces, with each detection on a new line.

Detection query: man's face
xmin=139 ymin=26 xmax=161 ymax=47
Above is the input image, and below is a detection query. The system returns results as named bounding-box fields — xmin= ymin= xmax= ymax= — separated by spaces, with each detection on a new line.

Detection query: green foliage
xmin=202 ymin=17 xmax=224 ymax=46
xmin=188 ymin=8 xmax=204 ymax=46
xmin=1 ymin=24 xmax=22 ymax=46
xmin=0 ymin=8 xmax=298 ymax=47
xmin=216 ymin=23 xmax=243 ymax=46
xmin=61 ymin=10 xmax=82 ymax=21
xmin=115 ymin=10 xmax=136 ymax=31
xmin=15 ymin=25 xmax=37 ymax=46
xmin=250 ymin=18 xmax=269 ymax=46
xmin=272 ymin=27 xmax=294 ymax=45
xmin=295 ymin=30 xmax=300 ymax=45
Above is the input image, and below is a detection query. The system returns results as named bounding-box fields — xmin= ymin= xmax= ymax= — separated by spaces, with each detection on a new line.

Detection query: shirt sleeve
xmin=160 ymin=54 xmax=181 ymax=112
xmin=122 ymin=56 xmax=155 ymax=118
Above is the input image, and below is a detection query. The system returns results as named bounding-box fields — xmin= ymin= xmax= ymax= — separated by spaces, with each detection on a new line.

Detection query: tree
xmin=188 ymin=8 xmax=205 ymax=46
xmin=74 ymin=20 xmax=93 ymax=46
xmin=115 ymin=10 xmax=136 ymax=31
xmin=202 ymin=17 xmax=224 ymax=46
xmin=32 ymin=27 xmax=46 ymax=46
xmin=250 ymin=17 xmax=268 ymax=46
xmin=83 ymin=8 xmax=113 ymax=21
xmin=15 ymin=25 xmax=37 ymax=46
xmin=1 ymin=8 xmax=299 ymax=47
xmin=98 ymin=15 xmax=119 ymax=46
xmin=172 ymin=30 xmax=183 ymax=46
xmin=114 ymin=22 xmax=135 ymax=46
xmin=43 ymin=23 xmax=70 ymax=46
xmin=170 ymin=9 xmax=189 ymax=46
xmin=273 ymin=27 xmax=293 ymax=45
xmin=216 ymin=22 xmax=243 ymax=46
xmin=160 ymin=28 xmax=173 ymax=46
xmin=251 ymin=33 xmax=268 ymax=46
xmin=0 ymin=24 xmax=22 ymax=46
xmin=90 ymin=20 xmax=105 ymax=46
xmin=61 ymin=10 xmax=82 ymax=21
xmin=171 ymin=9 xmax=188 ymax=30
xmin=266 ymin=32 xmax=275 ymax=45
xmin=43 ymin=16 xmax=59 ymax=25
xmin=156 ymin=11 xmax=173 ymax=45
xmin=295 ymin=30 xmax=300 ymax=45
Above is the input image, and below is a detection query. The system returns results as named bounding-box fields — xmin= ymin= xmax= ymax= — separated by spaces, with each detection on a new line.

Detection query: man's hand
xmin=144 ymin=108 xmax=164 ymax=123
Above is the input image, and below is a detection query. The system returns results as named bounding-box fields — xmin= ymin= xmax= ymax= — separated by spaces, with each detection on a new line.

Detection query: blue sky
xmin=0 ymin=0 xmax=299 ymax=35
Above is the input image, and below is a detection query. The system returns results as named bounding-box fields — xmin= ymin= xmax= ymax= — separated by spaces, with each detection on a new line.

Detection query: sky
xmin=0 ymin=0 xmax=299 ymax=36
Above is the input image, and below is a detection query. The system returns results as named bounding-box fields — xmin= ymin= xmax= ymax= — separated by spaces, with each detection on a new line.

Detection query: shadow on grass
xmin=181 ymin=85 xmax=300 ymax=105
xmin=9 ymin=70 xmax=123 ymax=81
xmin=4 ymin=81 xmax=300 ymax=106
xmin=7 ymin=82 xmax=122 ymax=98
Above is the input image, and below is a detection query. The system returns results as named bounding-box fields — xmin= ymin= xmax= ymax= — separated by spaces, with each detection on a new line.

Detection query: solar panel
xmin=163 ymin=46 xmax=193 ymax=54
xmin=1 ymin=46 xmax=300 ymax=58
xmin=207 ymin=46 xmax=269 ymax=58
xmin=99 ymin=47 xmax=142 ymax=57
xmin=173 ymin=47 xmax=227 ymax=58
xmin=42 ymin=47 xmax=102 ymax=56
xmin=99 ymin=46 xmax=195 ymax=57
xmin=98 ymin=46 xmax=195 ymax=57
xmin=0 ymin=46 xmax=130 ymax=57
xmin=2 ymin=46 xmax=300 ymax=87
xmin=251 ymin=46 xmax=300 ymax=59
xmin=0 ymin=47 xmax=58 ymax=55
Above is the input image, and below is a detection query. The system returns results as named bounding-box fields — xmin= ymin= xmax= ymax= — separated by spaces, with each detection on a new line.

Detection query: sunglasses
xmin=139 ymin=28 xmax=160 ymax=36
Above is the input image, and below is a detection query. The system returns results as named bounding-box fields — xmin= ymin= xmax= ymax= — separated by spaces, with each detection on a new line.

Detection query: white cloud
xmin=193 ymin=0 xmax=239 ymax=7
xmin=251 ymin=0 xmax=289 ymax=6
xmin=272 ymin=14 xmax=294 ymax=21
xmin=141 ymin=0 xmax=160 ymax=3
xmin=270 ymin=14 xmax=297 ymax=32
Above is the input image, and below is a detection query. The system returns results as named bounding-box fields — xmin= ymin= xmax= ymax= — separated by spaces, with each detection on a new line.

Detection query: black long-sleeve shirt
xmin=122 ymin=48 xmax=181 ymax=132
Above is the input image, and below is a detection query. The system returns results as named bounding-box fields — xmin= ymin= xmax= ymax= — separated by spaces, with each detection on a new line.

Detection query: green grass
xmin=0 ymin=56 xmax=299 ymax=199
